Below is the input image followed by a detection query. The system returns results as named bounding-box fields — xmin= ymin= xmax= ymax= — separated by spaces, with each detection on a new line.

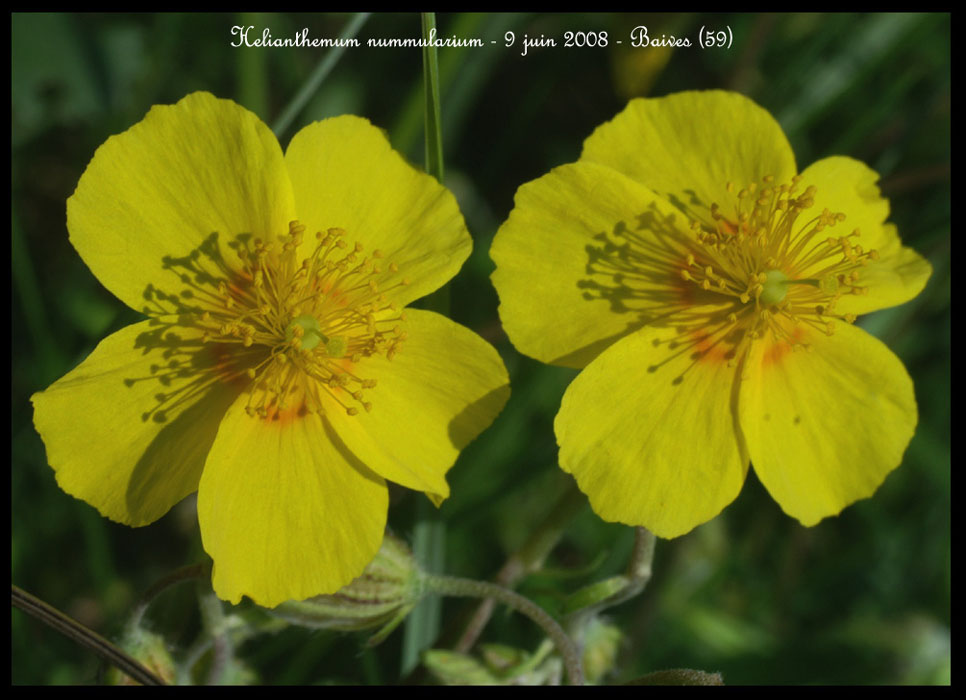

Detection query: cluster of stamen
xmin=678 ymin=174 xmax=879 ymax=362
xmin=196 ymin=221 xmax=408 ymax=418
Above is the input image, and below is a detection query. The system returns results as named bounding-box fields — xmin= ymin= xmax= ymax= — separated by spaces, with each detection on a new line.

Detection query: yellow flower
xmin=491 ymin=91 xmax=931 ymax=538
xmin=32 ymin=92 xmax=510 ymax=606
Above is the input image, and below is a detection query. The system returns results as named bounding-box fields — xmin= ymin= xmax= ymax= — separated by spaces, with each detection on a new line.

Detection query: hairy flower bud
xmin=104 ymin=628 xmax=177 ymax=685
xmin=270 ymin=532 xmax=424 ymax=646
xmin=423 ymin=643 xmax=563 ymax=685
xmin=580 ymin=616 xmax=623 ymax=684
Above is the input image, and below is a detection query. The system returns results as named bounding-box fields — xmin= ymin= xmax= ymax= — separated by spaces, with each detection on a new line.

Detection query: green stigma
xmin=284 ymin=315 xmax=347 ymax=357
xmin=285 ymin=314 xmax=324 ymax=351
xmin=759 ymin=269 xmax=790 ymax=306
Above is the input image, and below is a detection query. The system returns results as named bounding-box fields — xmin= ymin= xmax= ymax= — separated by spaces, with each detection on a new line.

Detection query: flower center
xmin=196 ymin=221 xmax=409 ymax=419
xmin=285 ymin=314 xmax=325 ymax=351
xmin=677 ymin=174 xmax=878 ymax=362
xmin=758 ymin=269 xmax=789 ymax=306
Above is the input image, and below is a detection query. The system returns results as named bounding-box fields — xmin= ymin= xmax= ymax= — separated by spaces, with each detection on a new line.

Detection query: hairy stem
xmin=454 ymin=479 xmax=586 ymax=652
xmin=424 ymin=574 xmax=584 ymax=686
xmin=11 ymin=584 xmax=165 ymax=686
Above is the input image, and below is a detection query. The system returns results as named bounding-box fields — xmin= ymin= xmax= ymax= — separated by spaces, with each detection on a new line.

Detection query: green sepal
xmin=366 ymin=604 xmax=416 ymax=647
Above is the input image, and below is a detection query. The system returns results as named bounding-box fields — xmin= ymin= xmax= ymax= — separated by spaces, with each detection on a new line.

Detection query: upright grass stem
xmin=271 ymin=13 xmax=371 ymax=138
xmin=418 ymin=12 xmax=450 ymax=318
xmin=421 ymin=12 xmax=445 ymax=184
xmin=401 ymin=15 xmax=450 ymax=676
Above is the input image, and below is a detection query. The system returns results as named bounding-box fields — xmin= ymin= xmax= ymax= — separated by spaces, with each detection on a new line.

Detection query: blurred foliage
xmin=12 ymin=12 xmax=949 ymax=685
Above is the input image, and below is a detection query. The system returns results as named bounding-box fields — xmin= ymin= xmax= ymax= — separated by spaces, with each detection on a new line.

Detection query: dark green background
xmin=12 ymin=12 xmax=950 ymax=685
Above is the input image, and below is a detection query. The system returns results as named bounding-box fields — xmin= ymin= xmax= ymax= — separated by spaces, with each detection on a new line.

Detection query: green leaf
xmin=562 ymin=576 xmax=628 ymax=615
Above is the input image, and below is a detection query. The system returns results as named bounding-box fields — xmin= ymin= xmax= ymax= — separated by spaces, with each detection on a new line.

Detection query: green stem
xmin=11 ymin=584 xmax=165 ymax=686
xmin=567 ymin=527 xmax=656 ymax=622
xmin=419 ymin=12 xmax=450 ymax=318
xmin=271 ymin=12 xmax=371 ymax=138
xmin=400 ymin=16 xmax=450 ymax=673
xmin=198 ymin=590 xmax=231 ymax=685
xmin=424 ymin=574 xmax=584 ymax=686
xmin=454 ymin=479 xmax=587 ymax=652
xmin=608 ymin=526 xmax=657 ymax=609
xmin=237 ymin=11 xmax=268 ymax=118
xmin=129 ymin=563 xmax=208 ymax=632
xmin=421 ymin=12 xmax=445 ymax=184
xmin=402 ymin=499 xmax=445 ymax=676
xmin=11 ymin=200 xmax=65 ymax=379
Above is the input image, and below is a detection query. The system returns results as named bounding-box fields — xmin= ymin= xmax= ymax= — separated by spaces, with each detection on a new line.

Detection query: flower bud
xmin=581 ymin=616 xmax=623 ymax=684
xmin=270 ymin=532 xmax=424 ymax=646
xmin=104 ymin=628 xmax=177 ymax=685
xmin=423 ymin=644 xmax=563 ymax=685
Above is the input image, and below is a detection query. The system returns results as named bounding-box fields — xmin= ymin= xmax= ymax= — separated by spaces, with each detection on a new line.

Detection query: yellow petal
xmin=324 ymin=309 xmax=510 ymax=502
xmin=739 ymin=321 xmax=917 ymax=526
xmin=31 ymin=318 xmax=241 ymax=526
xmin=797 ymin=156 xmax=932 ymax=315
xmin=67 ymin=91 xmax=296 ymax=313
xmin=491 ymin=161 xmax=687 ymax=368
xmin=555 ymin=324 xmax=749 ymax=538
xmin=198 ymin=394 xmax=388 ymax=607
xmin=580 ymin=90 xmax=797 ymax=220
xmin=285 ymin=116 xmax=471 ymax=307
